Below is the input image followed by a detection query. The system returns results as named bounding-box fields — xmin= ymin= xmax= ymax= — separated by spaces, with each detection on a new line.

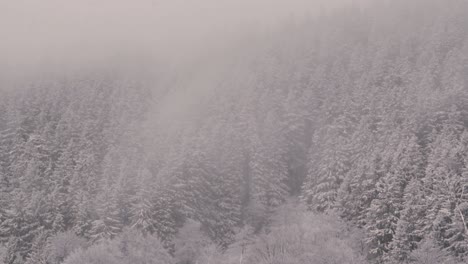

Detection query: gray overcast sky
xmin=0 ymin=0 xmax=357 ymax=75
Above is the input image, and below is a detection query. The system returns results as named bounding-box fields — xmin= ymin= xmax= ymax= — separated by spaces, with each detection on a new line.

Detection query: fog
xmin=2 ymin=1 xmax=468 ymax=263
xmin=0 ymin=0 xmax=360 ymax=79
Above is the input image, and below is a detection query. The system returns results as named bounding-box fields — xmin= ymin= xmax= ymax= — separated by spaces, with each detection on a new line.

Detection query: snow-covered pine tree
xmin=389 ymin=178 xmax=428 ymax=263
xmin=23 ymin=230 xmax=49 ymax=264
xmin=89 ymin=158 xmax=123 ymax=242
xmin=131 ymin=168 xmax=157 ymax=235
xmin=302 ymin=112 xmax=353 ymax=212
xmin=425 ymin=106 xmax=468 ymax=258
xmin=365 ymin=131 xmax=425 ymax=262
xmin=249 ymin=110 xmax=289 ymax=216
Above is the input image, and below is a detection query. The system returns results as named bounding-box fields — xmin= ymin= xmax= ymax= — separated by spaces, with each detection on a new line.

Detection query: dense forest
xmin=1 ymin=0 xmax=468 ymax=263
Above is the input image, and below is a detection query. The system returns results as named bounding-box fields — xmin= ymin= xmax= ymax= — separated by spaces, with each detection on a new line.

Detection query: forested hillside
xmin=1 ymin=0 xmax=468 ymax=263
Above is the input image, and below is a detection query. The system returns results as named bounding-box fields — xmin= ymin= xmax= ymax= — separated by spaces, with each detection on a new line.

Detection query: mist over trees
xmin=1 ymin=0 xmax=468 ymax=263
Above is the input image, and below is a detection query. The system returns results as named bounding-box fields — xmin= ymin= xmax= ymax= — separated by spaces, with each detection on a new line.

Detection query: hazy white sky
xmin=0 ymin=0 xmax=355 ymax=74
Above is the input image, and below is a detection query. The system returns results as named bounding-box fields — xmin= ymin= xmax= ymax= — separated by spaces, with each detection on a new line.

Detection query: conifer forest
xmin=1 ymin=0 xmax=468 ymax=263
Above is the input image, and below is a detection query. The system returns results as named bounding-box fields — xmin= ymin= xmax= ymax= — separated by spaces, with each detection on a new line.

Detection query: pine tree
xmin=49 ymin=141 xmax=78 ymax=230
xmin=336 ymin=115 xmax=376 ymax=223
xmin=389 ymin=178 xmax=428 ymax=263
xmin=3 ymin=237 xmax=22 ymax=264
xmin=114 ymin=160 xmax=137 ymax=227
xmin=282 ymin=81 xmax=311 ymax=194
xmin=152 ymin=188 xmax=179 ymax=250
xmin=250 ymin=111 xmax=289 ymax=213
xmin=302 ymin=112 xmax=353 ymax=212
xmin=71 ymin=189 xmax=93 ymax=238
xmin=0 ymin=195 xmax=42 ymax=263
xmin=90 ymin=184 xmax=122 ymax=242
xmin=24 ymin=230 xmax=49 ymax=264
xmin=131 ymin=168 xmax=157 ymax=235
xmin=365 ymin=132 xmax=425 ymax=262
xmin=425 ymin=107 xmax=468 ymax=258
